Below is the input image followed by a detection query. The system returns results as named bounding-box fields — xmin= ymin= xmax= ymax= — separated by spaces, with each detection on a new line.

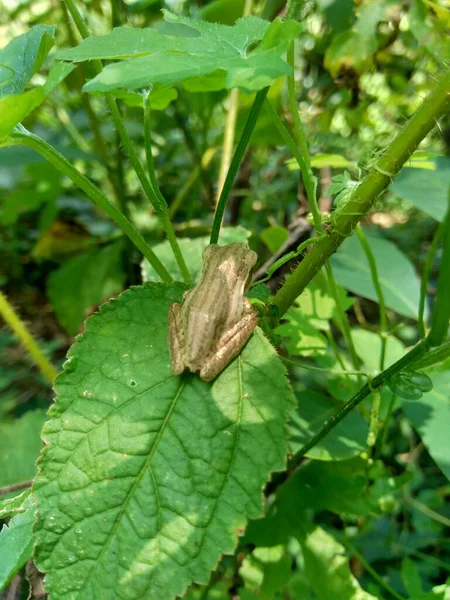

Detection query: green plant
xmin=1 ymin=1 xmax=449 ymax=598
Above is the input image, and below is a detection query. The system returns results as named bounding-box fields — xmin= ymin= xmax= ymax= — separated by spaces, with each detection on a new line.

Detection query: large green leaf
xmin=0 ymin=25 xmax=55 ymax=97
xmin=141 ymin=227 xmax=250 ymax=282
xmin=402 ymin=368 xmax=450 ymax=482
xmin=57 ymin=12 xmax=300 ymax=93
xmin=34 ymin=283 xmax=294 ymax=600
xmin=288 ymin=390 xmax=368 ymax=461
xmin=330 ymin=232 xmax=422 ymax=320
xmin=0 ymin=410 xmax=47 ymax=490
xmin=0 ymin=495 xmax=35 ymax=591
xmin=47 ymin=241 xmax=126 ymax=335
xmin=391 ymin=157 xmax=450 ymax=222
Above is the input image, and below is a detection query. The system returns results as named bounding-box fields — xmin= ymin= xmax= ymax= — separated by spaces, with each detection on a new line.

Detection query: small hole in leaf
xmin=130 ymin=380 xmax=137 ymax=387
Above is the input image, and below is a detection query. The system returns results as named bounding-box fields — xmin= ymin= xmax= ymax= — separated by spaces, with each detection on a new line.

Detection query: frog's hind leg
xmin=168 ymin=302 xmax=186 ymax=376
xmin=200 ymin=308 xmax=257 ymax=382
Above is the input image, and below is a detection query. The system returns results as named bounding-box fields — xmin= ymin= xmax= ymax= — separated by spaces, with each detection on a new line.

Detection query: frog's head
xmin=203 ymin=243 xmax=257 ymax=276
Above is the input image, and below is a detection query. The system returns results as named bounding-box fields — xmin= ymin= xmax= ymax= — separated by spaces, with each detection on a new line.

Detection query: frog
xmin=168 ymin=242 xmax=258 ymax=381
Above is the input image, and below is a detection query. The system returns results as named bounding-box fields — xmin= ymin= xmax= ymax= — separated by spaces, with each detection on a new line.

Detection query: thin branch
xmin=0 ymin=480 xmax=33 ymax=496
xmin=273 ymin=70 xmax=450 ymax=317
xmin=287 ymin=336 xmax=431 ymax=470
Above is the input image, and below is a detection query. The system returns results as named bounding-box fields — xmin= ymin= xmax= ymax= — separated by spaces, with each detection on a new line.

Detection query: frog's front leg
xmin=200 ymin=303 xmax=257 ymax=382
xmin=168 ymin=302 xmax=186 ymax=376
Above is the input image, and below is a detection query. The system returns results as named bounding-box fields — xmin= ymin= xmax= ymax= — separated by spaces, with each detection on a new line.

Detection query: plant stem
xmin=288 ymin=337 xmax=431 ymax=469
xmin=410 ymin=340 xmax=450 ymax=370
xmin=216 ymin=88 xmax=240 ymax=205
xmin=418 ymin=218 xmax=445 ymax=338
xmin=429 ymin=195 xmax=450 ymax=346
xmin=406 ymin=497 xmax=450 ymax=528
xmin=7 ymin=130 xmax=172 ymax=283
xmin=0 ymin=291 xmax=58 ymax=385
xmin=143 ymin=95 xmax=192 ymax=282
xmin=273 ymin=69 xmax=450 ymax=317
xmin=286 ymin=44 xmax=318 ymax=227
xmin=61 ymin=0 xmax=190 ymax=283
xmin=356 ymin=225 xmax=388 ymax=369
xmin=342 ymin=535 xmax=406 ymax=600
xmin=285 ymin=0 xmax=303 ymax=20
xmin=325 ymin=262 xmax=361 ymax=374
xmin=0 ymin=480 xmax=33 ymax=496
xmin=210 ymin=87 xmax=268 ymax=244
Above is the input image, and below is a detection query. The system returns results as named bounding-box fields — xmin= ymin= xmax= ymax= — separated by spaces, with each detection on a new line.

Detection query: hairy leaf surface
xmin=57 ymin=12 xmax=300 ymax=93
xmin=34 ymin=283 xmax=294 ymax=600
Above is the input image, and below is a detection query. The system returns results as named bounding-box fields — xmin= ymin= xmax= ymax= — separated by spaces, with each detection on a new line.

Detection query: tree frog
xmin=168 ymin=243 xmax=258 ymax=381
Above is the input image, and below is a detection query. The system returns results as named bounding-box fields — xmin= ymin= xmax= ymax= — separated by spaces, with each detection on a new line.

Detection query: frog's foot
xmin=200 ymin=310 xmax=257 ymax=382
xmin=168 ymin=302 xmax=186 ymax=376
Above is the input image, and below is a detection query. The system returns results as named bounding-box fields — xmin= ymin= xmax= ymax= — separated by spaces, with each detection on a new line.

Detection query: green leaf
xmin=324 ymin=29 xmax=377 ymax=77
xmin=409 ymin=0 xmax=450 ymax=64
xmin=0 ymin=61 xmax=74 ymax=142
xmin=47 ymin=241 xmax=126 ymax=335
xmin=0 ymin=495 xmax=35 ymax=591
xmin=199 ymin=0 xmax=245 ymax=25
xmin=287 ymin=153 xmax=356 ymax=170
xmin=401 ymin=369 xmax=450 ymax=482
xmin=351 ymin=328 xmax=405 ymax=371
xmin=330 ymin=232 xmax=423 ymax=320
xmin=276 ymin=308 xmax=329 ymax=357
xmin=276 ymin=272 xmax=353 ymax=358
xmin=391 ymin=157 xmax=450 ymax=222
xmin=0 ymin=410 xmax=47 ymax=490
xmin=239 ymin=545 xmax=292 ymax=600
xmin=260 ymin=226 xmax=288 ymax=253
xmin=141 ymin=227 xmax=250 ymax=282
xmin=34 ymin=283 xmax=295 ymax=600
xmin=0 ymin=88 xmax=45 ymax=139
xmin=0 ymin=489 xmax=31 ymax=520
xmin=288 ymin=390 xmax=368 ymax=461
xmin=0 ymin=25 xmax=55 ymax=96
xmin=299 ymin=527 xmax=378 ymax=600
xmin=401 ymin=558 xmax=423 ymax=597
xmin=57 ymin=12 xmax=300 ymax=94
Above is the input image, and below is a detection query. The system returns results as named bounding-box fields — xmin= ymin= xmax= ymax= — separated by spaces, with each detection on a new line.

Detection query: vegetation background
xmin=0 ymin=0 xmax=449 ymax=599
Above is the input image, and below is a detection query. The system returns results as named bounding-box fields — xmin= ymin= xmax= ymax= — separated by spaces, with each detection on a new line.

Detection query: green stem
xmin=62 ymin=0 xmax=190 ymax=283
xmin=429 ymin=194 xmax=450 ymax=346
xmin=216 ymin=88 xmax=240 ymax=204
xmin=367 ymin=387 xmax=381 ymax=447
xmin=406 ymin=497 xmax=450 ymax=528
xmin=356 ymin=225 xmax=388 ymax=369
xmin=342 ymin=535 xmax=406 ymax=600
xmin=325 ymin=262 xmax=361 ymax=374
xmin=410 ymin=341 xmax=450 ymax=370
xmin=418 ymin=218 xmax=445 ymax=338
xmin=285 ymin=53 xmax=360 ymax=372
xmin=8 ymin=130 xmax=172 ymax=283
xmin=285 ymin=0 xmax=303 ymax=20
xmin=282 ymin=356 xmax=367 ymax=377
xmin=143 ymin=94 xmax=191 ymax=283
xmin=210 ymin=87 xmax=268 ymax=244
xmin=288 ymin=337 xmax=431 ymax=469
xmin=273 ymin=69 xmax=450 ymax=317
xmin=286 ymin=44 xmax=319 ymax=228
xmin=0 ymin=291 xmax=58 ymax=385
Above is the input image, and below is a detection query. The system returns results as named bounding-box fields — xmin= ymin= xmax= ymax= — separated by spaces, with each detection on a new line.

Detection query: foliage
xmin=0 ymin=0 xmax=449 ymax=599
